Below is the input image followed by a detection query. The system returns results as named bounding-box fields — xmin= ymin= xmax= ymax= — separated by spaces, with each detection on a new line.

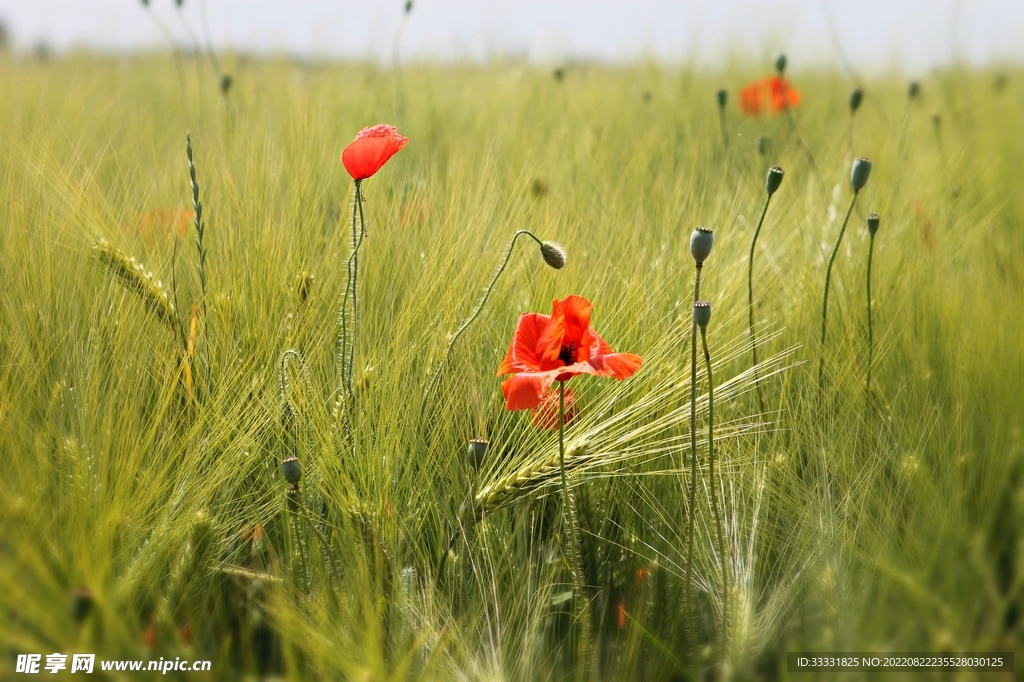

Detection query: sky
xmin=0 ymin=0 xmax=1022 ymax=74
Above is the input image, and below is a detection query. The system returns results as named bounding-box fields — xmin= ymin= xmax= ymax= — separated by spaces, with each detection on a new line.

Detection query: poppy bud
xmin=908 ymin=81 xmax=920 ymax=99
xmin=850 ymin=157 xmax=872 ymax=192
xmin=467 ymin=438 xmax=489 ymax=470
xmin=281 ymin=455 xmax=301 ymax=485
xmin=867 ymin=212 xmax=880 ymax=236
xmin=540 ymin=241 xmax=567 ymax=270
xmin=850 ymin=88 xmax=863 ymax=113
xmin=775 ymin=53 xmax=787 ymax=74
xmin=757 ymin=136 xmax=769 ymax=156
xmin=220 ymin=74 xmax=233 ymax=95
xmin=690 ymin=227 xmax=714 ymax=265
xmin=71 ymin=587 xmax=94 ymax=625
xmin=766 ymin=165 xmax=784 ymax=196
xmin=693 ymin=301 xmax=711 ymax=329
xmin=716 ymin=88 xmax=727 ymax=109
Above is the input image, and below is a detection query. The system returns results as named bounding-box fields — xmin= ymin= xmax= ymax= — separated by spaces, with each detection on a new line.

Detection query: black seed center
xmin=559 ymin=342 xmax=578 ymax=366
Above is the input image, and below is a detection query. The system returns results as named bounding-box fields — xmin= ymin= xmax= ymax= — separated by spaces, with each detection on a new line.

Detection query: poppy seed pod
xmin=690 ymin=227 xmax=714 ymax=264
xmin=71 ymin=587 xmax=94 ymax=625
xmin=540 ymin=241 xmax=567 ymax=270
xmin=281 ymin=456 xmax=301 ymax=485
xmin=850 ymin=157 xmax=872 ymax=192
xmin=775 ymin=53 xmax=787 ymax=74
xmin=908 ymin=81 xmax=920 ymax=99
xmin=467 ymin=438 xmax=489 ymax=470
xmin=693 ymin=301 xmax=711 ymax=329
xmin=850 ymin=88 xmax=863 ymax=113
xmin=716 ymin=88 xmax=727 ymax=109
xmin=219 ymin=74 xmax=232 ymax=95
xmin=766 ymin=166 xmax=785 ymax=195
xmin=757 ymin=136 xmax=769 ymax=156
xmin=867 ymin=212 xmax=880 ymax=236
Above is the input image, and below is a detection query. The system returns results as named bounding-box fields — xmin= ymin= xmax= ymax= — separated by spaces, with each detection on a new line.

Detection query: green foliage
xmin=0 ymin=53 xmax=1022 ymax=679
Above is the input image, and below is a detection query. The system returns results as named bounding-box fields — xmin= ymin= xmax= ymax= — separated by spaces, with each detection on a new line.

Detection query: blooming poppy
xmin=532 ymin=386 xmax=577 ymax=430
xmin=738 ymin=76 xmax=801 ymax=116
xmin=497 ymin=295 xmax=642 ymax=411
xmin=342 ymin=124 xmax=408 ymax=180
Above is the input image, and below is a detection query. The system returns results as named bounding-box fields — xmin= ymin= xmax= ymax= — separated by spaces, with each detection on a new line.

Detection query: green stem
xmin=557 ymin=380 xmax=589 ymax=675
xmin=349 ymin=181 xmax=367 ymax=400
xmin=701 ymin=326 xmax=728 ymax=652
xmin=337 ymin=183 xmax=360 ymax=402
xmin=684 ymin=263 xmax=702 ymax=665
xmin=819 ymin=191 xmax=859 ymax=391
xmin=418 ymin=229 xmax=544 ymax=425
xmin=866 ymin=232 xmax=875 ymax=408
xmin=747 ymin=193 xmax=772 ymax=414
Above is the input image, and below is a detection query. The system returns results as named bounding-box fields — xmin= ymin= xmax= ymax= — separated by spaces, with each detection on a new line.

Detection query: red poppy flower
xmin=497 ymin=295 xmax=643 ymax=411
xmin=342 ymin=124 xmax=408 ymax=180
xmin=532 ymin=386 xmax=577 ymax=430
xmin=738 ymin=76 xmax=801 ymax=116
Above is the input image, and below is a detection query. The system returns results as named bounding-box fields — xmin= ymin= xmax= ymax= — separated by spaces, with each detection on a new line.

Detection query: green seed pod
xmin=757 ymin=136 xmax=769 ymax=156
xmin=850 ymin=157 xmax=872 ymax=192
xmin=467 ymin=438 xmax=489 ymax=471
xmin=71 ymin=587 xmax=94 ymax=625
xmin=281 ymin=455 xmax=301 ymax=485
xmin=219 ymin=74 xmax=233 ymax=95
xmin=766 ymin=165 xmax=785 ymax=196
xmin=908 ymin=81 xmax=920 ymax=99
xmin=716 ymin=88 xmax=727 ymax=109
xmin=693 ymin=301 xmax=711 ymax=329
xmin=850 ymin=88 xmax=863 ymax=113
xmin=690 ymin=227 xmax=714 ymax=265
xmin=867 ymin=212 xmax=880 ymax=236
xmin=775 ymin=53 xmax=787 ymax=74
xmin=540 ymin=241 xmax=567 ymax=270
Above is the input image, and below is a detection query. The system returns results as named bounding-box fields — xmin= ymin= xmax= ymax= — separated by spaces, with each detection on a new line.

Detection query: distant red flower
xmin=738 ymin=76 xmax=801 ymax=116
xmin=342 ymin=124 xmax=408 ymax=180
xmin=497 ymin=295 xmax=642 ymax=411
xmin=532 ymin=386 xmax=577 ymax=430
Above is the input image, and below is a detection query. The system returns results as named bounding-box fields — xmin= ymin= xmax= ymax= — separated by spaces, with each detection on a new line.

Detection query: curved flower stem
xmin=701 ymin=325 xmax=728 ymax=652
xmin=866 ymin=231 xmax=876 ymax=410
xmin=557 ymin=380 xmax=589 ymax=675
xmin=337 ymin=183 xmax=360 ymax=404
xmin=819 ymin=190 xmax=859 ymax=392
xmin=418 ymin=229 xmax=545 ymax=427
xmin=747 ymin=193 xmax=772 ymax=414
xmin=684 ymin=262 xmax=702 ymax=665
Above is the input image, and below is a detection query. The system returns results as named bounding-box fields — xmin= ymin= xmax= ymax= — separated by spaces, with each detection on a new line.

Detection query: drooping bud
xmin=908 ymin=81 xmax=920 ymax=99
xmin=766 ymin=166 xmax=785 ymax=196
xmin=716 ymin=88 xmax=727 ymax=109
xmin=281 ymin=456 xmax=301 ymax=485
xmin=690 ymin=227 xmax=714 ymax=265
xmin=849 ymin=88 xmax=863 ymax=113
xmin=775 ymin=53 xmax=787 ymax=74
xmin=850 ymin=157 xmax=872 ymax=192
xmin=693 ymin=301 xmax=711 ymax=329
xmin=467 ymin=438 xmax=489 ymax=471
xmin=540 ymin=241 xmax=567 ymax=270
xmin=867 ymin=212 xmax=880 ymax=236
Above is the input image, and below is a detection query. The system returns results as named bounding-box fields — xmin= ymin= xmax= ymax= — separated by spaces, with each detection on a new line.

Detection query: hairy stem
xmin=819 ymin=191 xmax=859 ymax=391
xmin=866 ymin=231 xmax=876 ymax=409
xmin=747 ymin=193 xmax=772 ymax=414
xmin=684 ymin=263 xmax=702 ymax=664
xmin=701 ymin=326 xmax=728 ymax=651
xmin=419 ymin=229 xmax=544 ymax=426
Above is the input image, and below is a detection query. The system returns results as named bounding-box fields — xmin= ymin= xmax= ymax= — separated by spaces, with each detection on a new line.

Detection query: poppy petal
xmin=589 ymin=329 xmax=614 ymax=357
xmin=501 ymin=371 xmax=560 ymax=411
xmin=559 ymin=295 xmax=594 ymax=361
xmin=498 ymin=313 xmax=551 ymax=375
xmin=536 ymin=299 xmax=567 ymax=368
xmin=342 ymin=124 xmax=408 ymax=180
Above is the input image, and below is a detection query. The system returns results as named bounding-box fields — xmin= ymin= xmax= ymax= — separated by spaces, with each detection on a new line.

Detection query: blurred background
xmin=0 ymin=0 xmax=1022 ymax=73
